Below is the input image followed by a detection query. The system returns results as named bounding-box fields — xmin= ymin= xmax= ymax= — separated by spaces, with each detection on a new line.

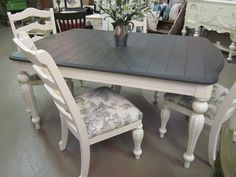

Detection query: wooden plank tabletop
xmin=10 ymin=29 xmax=225 ymax=84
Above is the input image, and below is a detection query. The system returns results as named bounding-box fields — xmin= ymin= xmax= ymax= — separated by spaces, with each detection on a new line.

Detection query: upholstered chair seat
xmin=164 ymin=84 xmax=229 ymax=121
xmin=75 ymin=87 xmax=143 ymax=138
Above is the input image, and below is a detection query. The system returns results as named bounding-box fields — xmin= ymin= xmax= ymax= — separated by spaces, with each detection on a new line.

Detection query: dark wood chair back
xmin=54 ymin=11 xmax=86 ymax=32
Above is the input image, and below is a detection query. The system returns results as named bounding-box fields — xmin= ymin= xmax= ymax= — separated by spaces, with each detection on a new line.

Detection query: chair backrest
xmin=209 ymin=81 xmax=236 ymax=164
xmin=54 ymin=11 xmax=86 ymax=32
xmin=8 ymin=8 xmax=57 ymax=41
xmin=13 ymin=32 xmax=89 ymax=144
xmin=106 ymin=17 xmax=147 ymax=33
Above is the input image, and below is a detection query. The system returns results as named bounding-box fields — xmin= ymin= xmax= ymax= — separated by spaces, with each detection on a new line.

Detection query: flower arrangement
xmin=99 ymin=0 xmax=148 ymax=25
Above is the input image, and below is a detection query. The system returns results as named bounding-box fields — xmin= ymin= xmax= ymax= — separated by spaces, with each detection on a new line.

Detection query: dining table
xmin=9 ymin=29 xmax=224 ymax=168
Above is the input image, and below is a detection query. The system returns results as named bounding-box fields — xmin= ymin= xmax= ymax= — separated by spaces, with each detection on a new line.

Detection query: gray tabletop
xmin=10 ymin=29 xmax=224 ymax=84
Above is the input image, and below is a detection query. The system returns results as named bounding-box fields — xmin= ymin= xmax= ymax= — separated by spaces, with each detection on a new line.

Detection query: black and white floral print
xmin=75 ymin=87 xmax=143 ymax=138
xmin=205 ymin=84 xmax=229 ymax=119
xmin=165 ymin=84 xmax=229 ymax=120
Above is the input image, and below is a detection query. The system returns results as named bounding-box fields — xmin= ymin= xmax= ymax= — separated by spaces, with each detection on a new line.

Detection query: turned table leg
xmin=18 ymin=72 xmax=40 ymax=130
xmin=183 ymin=98 xmax=208 ymax=168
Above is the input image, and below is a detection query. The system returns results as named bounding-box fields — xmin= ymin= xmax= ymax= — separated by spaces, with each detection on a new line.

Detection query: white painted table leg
xmin=18 ymin=72 xmax=40 ymax=130
xmin=183 ymin=99 xmax=208 ymax=168
xmin=182 ymin=25 xmax=187 ymax=36
xmin=227 ymin=42 xmax=236 ymax=62
xmin=18 ymin=73 xmax=31 ymax=113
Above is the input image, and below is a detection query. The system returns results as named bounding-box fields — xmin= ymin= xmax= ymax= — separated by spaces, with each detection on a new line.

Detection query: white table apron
xmin=13 ymin=60 xmax=213 ymax=168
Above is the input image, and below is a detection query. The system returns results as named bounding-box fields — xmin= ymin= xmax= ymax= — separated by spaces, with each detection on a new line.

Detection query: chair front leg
xmin=80 ymin=141 xmax=90 ymax=177
xmin=159 ymin=105 xmax=171 ymax=138
xmin=183 ymin=99 xmax=208 ymax=168
xmin=59 ymin=115 xmax=69 ymax=151
xmin=132 ymin=124 xmax=144 ymax=159
xmin=18 ymin=72 xmax=40 ymax=130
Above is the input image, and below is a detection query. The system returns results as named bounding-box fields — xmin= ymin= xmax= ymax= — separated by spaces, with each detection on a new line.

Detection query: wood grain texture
xmin=10 ymin=29 xmax=225 ymax=84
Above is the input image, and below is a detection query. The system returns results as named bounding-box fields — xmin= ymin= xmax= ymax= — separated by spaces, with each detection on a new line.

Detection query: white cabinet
xmin=182 ymin=0 xmax=236 ymax=61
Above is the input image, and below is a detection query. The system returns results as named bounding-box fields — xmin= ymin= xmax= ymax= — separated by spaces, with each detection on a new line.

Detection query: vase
xmin=113 ymin=22 xmax=134 ymax=47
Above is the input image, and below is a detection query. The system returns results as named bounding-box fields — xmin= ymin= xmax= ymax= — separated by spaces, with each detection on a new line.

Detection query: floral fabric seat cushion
xmin=165 ymin=84 xmax=229 ymax=120
xmin=75 ymin=87 xmax=143 ymax=138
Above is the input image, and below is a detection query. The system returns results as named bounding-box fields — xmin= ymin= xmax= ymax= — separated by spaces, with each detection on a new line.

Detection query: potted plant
xmin=99 ymin=0 xmax=147 ymax=47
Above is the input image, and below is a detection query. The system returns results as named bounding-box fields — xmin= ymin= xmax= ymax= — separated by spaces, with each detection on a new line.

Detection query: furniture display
xmin=182 ymin=0 xmax=236 ymax=62
xmin=13 ymin=32 xmax=144 ymax=177
xmin=7 ymin=7 xmax=57 ymax=41
xmin=157 ymin=1 xmax=186 ymax=35
xmin=9 ymin=29 xmax=224 ymax=167
xmin=147 ymin=0 xmax=186 ymax=35
xmin=86 ymin=13 xmax=103 ymax=30
xmin=159 ymin=83 xmax=236 ymax=167
xmin=54 ymin=11 xmax=86 ymax=32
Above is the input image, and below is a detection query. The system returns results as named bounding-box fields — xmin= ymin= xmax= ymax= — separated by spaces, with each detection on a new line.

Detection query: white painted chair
xmin=159 ymin=82 xmax=236 ymax=166
xmin=13 ymin=32 xmax=144 ymax=177
xmin=7 ymin=8 xmax=57 ymax=42
xmin=8 ymin=8 xmax=75 ymax=127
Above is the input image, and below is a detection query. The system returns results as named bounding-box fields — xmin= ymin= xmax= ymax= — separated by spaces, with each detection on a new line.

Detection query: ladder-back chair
xmin=13 ymin=32 xmax=144 ymax=177
xmin=8 ymin=7 xmax=57 ymax=42
xmin=8 ymin=8 xmax=75 ymax=129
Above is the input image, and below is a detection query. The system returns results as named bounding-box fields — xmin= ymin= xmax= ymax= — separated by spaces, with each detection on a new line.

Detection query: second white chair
xmin=13 ymin=32 xmax=144 ymax=177
xmin=8 ymin=7 xmax=57 ymax=41
xmin=159 ymin=83 xmax=236 ymax=167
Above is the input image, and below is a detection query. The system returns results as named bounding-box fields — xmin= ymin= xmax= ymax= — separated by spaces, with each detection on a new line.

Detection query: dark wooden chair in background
xmin=54 ymin=11 xmax=92 ymax=33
